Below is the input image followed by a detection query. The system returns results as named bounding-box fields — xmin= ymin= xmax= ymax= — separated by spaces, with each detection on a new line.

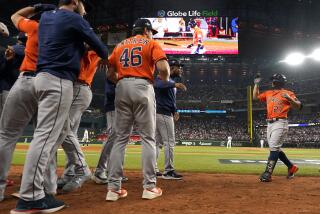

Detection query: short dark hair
xmin=132 ymin=27 xmax=145 ymax=36
xmin=59 ymin=0 xmax=72 ymax=6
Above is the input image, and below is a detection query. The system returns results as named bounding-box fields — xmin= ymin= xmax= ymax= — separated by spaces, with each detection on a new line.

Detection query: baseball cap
xmin=169 ymin=59 xmax=184 ymax=67
xmin=133 ymin=19 xmax=158 ymax=35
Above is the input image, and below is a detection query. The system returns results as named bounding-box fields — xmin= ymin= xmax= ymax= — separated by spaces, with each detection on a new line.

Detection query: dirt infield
xmin=1 ymin=166 xmax=320 ymax=214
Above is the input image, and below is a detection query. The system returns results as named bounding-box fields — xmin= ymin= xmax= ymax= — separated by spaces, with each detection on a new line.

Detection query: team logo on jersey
xmin=157 ymin=10 xmax=166 ymax=17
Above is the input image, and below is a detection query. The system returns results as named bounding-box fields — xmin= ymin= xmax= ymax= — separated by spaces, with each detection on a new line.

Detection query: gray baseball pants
xmin=60 ymin=82 xmax=92 ymax=178
xmin=19 ymin=72 xmax=73 ymax=201
xmin=95 ymin=111 xmax=116 ymax=174
xmin=0 ymin=90 xmax=9 ymax=116
xmin=107 ymin=78 xmax=157 ymax=190
xmin=0 ymin=74 xmax=37 ymax=196
xmin=267 ymin=119 xmax=289 ymax=151
xmin=155 ymin=113 xmax=175 ymax=173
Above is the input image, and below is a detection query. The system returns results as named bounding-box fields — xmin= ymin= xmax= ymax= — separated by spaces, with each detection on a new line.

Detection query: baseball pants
xmin=60 ymin=82 xmax=92 ymax=178
xmin=155 ymin=113 xmax=175 ymax=173
xmin=108 ymin=78 xmax=157 ymax=190
xmin=95 ymin=111 xmax=116 ymax=175
xmin=19 ymin=72 xmax=73 ymax=201
xmin=0 ymin=74 xmax=37 ymax=195
xmin=267 ymin=119 xmax=288 ymax=151
xmin=0 ymin=90 xmax=9 ymax=116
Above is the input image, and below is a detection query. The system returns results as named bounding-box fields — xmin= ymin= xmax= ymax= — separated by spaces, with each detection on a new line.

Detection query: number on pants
xmin=119 ymin=47 xmax=142 ymax=68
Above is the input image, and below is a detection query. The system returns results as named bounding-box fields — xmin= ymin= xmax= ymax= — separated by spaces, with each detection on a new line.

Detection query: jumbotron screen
xmin=145 ymin=17 xmax=239 ymax=55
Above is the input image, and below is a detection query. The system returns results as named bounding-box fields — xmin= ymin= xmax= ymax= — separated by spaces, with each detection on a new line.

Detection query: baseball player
xmin=106 ymin=18 xmax=170 ymax=201
xmin=154 ymin=59 xmax=186 ymax=180
xmin=0 ymin=4 xmax=56 ymax=203
xmin=0 ymin=44 xmax=25 ymax=115
xmin=92 ymin=78 xmax=129 ymax=184
xmin=9 ymin=0 xmax=108 ymax=213
xmin=260 ymin=139 xmax=264 ymax=148
xmin=227 ymin=136 xmax=232 ymax=148
xmin=0 ymin=42 xmax=25 ymax=190
xmin=82 ymin=129 xmax=89 ymax=146
xmin=187 ymin=21 xmax=204 ymax=54
xmin=57 ymin=49 xmax=101 ymax=193
xmin=253 ymin=73 xmax=301 ymax=182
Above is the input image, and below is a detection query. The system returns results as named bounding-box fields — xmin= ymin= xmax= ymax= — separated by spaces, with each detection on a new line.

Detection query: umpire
xmin=154 ymin=59 xmax=187 ymax=179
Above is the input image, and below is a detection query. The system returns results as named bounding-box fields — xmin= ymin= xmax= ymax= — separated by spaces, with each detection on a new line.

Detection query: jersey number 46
xmin=120 ymin=47 xmax=142 ymax=68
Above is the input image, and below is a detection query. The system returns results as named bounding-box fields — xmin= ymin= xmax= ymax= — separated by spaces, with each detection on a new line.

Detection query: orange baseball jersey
xmin=258 ymin=89 xmax=297 ymax=119
xmin=78 ymin=50 xmax=100 ymax=86
xmin=17 ymin=18 xmax=38 ymax=72
xmin=108 ymin=34 xmax=167 ymax=81
xmin=193 ymin=26 xmax=203 ymax=45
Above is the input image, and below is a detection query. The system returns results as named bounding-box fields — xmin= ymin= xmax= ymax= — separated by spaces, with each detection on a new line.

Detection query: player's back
xmin=110 ymin=35 xmax=160 ymax=81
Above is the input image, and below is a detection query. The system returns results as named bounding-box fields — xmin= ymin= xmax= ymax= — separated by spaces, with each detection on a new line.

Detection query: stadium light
xmin=281 ymin=52 xmax=305 ymax=66
xmin=309 ymin=48 xmax=320 ymax=61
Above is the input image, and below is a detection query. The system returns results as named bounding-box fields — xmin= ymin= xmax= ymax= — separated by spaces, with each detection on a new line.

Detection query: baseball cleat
xmin=142 ymin=187 xmax=162 ymax=200
xmin=57 ymin=176 xmax=73 ymax=190
xmin=106 ymin=189 xmax=128 ymax=201
xmin=287 ymin=165 xmax=299 ymax=179
xmin=92 ymin=173 xmax=108 ymax=184
xmin=62 ymin=174 xmax=91 ymax=193
xmin=259 ymin=172 xmax=272 ymax=182
xmin=121 ymin=176 xmax=129 ymax=182
xmin=162 ymin=171 xmax=183 ymax=180
xmin=10 ymin=194 xmax=65 ymax=214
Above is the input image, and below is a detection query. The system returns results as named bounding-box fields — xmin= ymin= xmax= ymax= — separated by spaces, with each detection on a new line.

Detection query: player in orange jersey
xmin=187 ymin=21 xmax=204 ymax=54
xmin=106 ymin=18 xmax=170 ymax=201
xmin=253 ymin=73 xmax=302 ymax=182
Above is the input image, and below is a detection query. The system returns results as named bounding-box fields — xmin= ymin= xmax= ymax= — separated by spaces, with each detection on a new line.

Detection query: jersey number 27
xmin=120 ymin=47 xmax=142 ymax=68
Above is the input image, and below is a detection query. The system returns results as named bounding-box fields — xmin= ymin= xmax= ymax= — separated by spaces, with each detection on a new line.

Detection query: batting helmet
xmin=270 ymin=73 xmax=287 ymax=87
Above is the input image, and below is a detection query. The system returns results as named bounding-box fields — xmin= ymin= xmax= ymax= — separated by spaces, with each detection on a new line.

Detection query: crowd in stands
xmin=173 ymin=114 xmax=320 ymax=145
xmin=175 ymin=117 xmax=249 ymax=141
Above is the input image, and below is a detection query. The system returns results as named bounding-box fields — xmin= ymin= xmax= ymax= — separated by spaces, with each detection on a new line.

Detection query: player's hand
xmin=174 ymin=112 xmax=180 ymax=121
xmin=175 ymin=83 xmax=187 ymax=91
xmin=5 ymin=46 xmax=15 ymax=61
xmin=254 ymin=73 xmax=261 ymax=84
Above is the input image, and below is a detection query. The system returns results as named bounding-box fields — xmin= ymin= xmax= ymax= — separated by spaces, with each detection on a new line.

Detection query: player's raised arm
xmin=253 ymin=74 xmax=262 ymax=100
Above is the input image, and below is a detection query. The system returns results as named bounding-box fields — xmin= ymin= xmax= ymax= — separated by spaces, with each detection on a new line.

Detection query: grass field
xmin=12 ymin=144 xmax=320 ymax=176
